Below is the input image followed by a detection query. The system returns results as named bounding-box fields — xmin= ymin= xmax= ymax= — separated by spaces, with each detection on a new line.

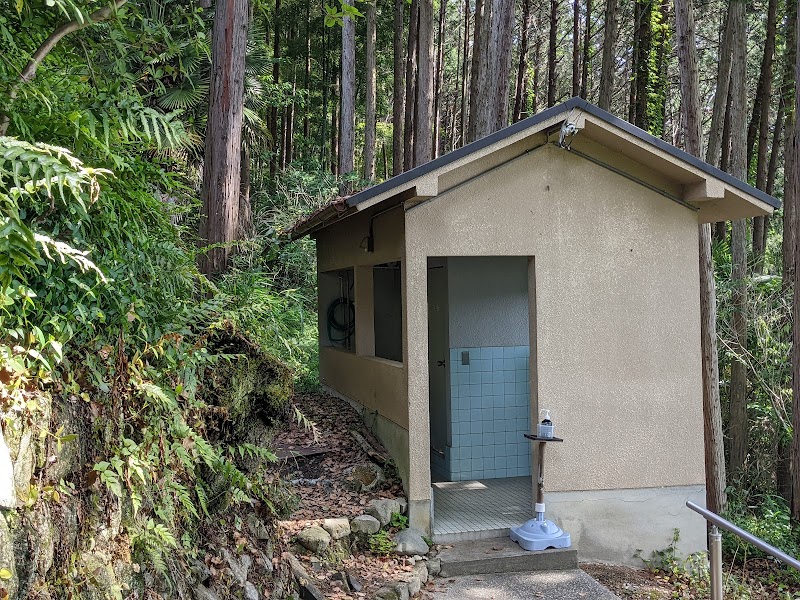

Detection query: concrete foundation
xmin=545 ymin=485 xmax=707 ymax=566
xmin=438 ymin=537 xmax=577 ymax=576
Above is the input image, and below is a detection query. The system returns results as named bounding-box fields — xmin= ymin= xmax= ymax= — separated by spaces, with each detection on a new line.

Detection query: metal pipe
xmin=709 ymin=525 xmax=723 ymax=600
xmin=686 ymin=500 xmax=800 ymax=572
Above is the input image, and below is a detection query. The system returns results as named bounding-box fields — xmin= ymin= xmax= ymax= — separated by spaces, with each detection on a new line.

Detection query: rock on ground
xmin=374 ymin=581 xmax=410 ymax=600
xmin=222 ymin=548 xmax=251 ymax=585
xmin=193 ymin=585 xmax=221 ymax=600
xmin=344 ymin=463 xmax=385 ymax=492
xmin=243 ymin=581 xmax=259 ymax=600
xmin=393 ymin=529 xmax=429 ymax=556
xmin=366 ymin=498 xmax=402 ymax=526
xmin=285 ymin=552 xmax=325 ymax=600
xmin=296 ymin=526 xmax=331 ymax=554
xmin=322 ymin=517 xmax=351 ymax=540
xmin=350 ymin=514 xmax=381 ymax=535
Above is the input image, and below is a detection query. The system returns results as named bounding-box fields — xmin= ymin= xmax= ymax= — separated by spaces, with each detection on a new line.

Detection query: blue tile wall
xmin=446 ymin=345 xmax=532 ymax=480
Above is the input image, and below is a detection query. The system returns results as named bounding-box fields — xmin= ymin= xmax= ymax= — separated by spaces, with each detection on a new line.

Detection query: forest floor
xmin=584 ymin=549 xmax=800 ymax=598
xmin=274 ymin=393 xmax=442 ymax=599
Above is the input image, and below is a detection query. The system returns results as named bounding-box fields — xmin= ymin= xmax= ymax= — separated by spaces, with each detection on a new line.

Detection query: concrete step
xmin=437 ymin=537 xmax=578 ymax=577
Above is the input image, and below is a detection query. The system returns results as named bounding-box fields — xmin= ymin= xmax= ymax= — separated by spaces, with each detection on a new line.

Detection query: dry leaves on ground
xmin=275 ymin=393 xmax=433 ymax=598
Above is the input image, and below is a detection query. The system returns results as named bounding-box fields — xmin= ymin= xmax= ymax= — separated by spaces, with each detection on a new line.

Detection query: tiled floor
xmin=432 ymin=476 xmax=533 ymax=542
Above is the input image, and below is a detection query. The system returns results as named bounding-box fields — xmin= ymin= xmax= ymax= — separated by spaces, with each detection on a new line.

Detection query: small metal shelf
xmin=523 ymin=434 xmax=564 ymax=442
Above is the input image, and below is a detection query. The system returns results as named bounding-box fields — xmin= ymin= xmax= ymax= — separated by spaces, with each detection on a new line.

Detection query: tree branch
xmin=0 ymin=0 xmax=128 ymax=135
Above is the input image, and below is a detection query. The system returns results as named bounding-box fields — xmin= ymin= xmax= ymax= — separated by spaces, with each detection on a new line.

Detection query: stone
xmin=344 ymin=463 xmax=384 ymax=492
xmin=393 ymin=529 xmax=429 ymax=557
xmin=396 ymin=497 xmax=408 ymax=515
xmin=374 ymin=582 xmax=410 ymax=600
xmin=426 ymin=557 xmax=441 ymax=576
xmin=330 ymin=571 xmax=350 ymax=592
xmin=405 ymin=574 xmax=422 ymax=597
xmin=190 ymin=559 xmax=211 ymax=584
xmin=322 ymin=517 xmax=351 ymax=540
xmin=222 ymin=549 xmax=251 ymax=585
xmin=193 ymin=585 xmax=222 ymax=600
xmin=350 ymin=514 xmax=381 ymax=535
xmin=412 ymin=561 xmax=428 ymax=583
xmin=296 ymin=526 xmax=331 ymax=554
xmin=346 ymin=572 xmax=363 ymax=592
xmin=246 ymin=513 xmax=270 ymax=540
xmin=255 ymin=550 xmax=274 ymax=574
xmin=366 ymin=498 xmax=401 ymax=527
xmin=286 ymin=552 xmax=325 ymax=600
xmin=244 ymin=581 xmax=260 ymax=600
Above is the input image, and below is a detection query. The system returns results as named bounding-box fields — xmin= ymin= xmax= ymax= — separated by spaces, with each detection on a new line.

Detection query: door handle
xmin=437 ymin=360 xmax=446 ymax=367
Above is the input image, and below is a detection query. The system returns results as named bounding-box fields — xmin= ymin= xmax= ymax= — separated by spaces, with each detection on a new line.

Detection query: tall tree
xmin=547 ymin=0 xmax=558 ymax=106
xmin=791 ymin=0 xmax=800 ymax=522
xmin=459 ymin=0 xmax=470 ymax=144
xmin=674 ymin=0 xmax=727 ymax=515
xmin=751 ymin=0 xmax=778 ymax=272
xmin=728 ymin=0 xmax=749 ymax=475
xmin=415 ymin=0 xmax=434 ymax=165
xmin=404 ymin=0 xmax=419 ymax=168
xmin=706 ymin=8 xmax=734 ymax=169
xmin=631 ymin=0 xmax=652 ymax=129
xmin=364 ymin=1 xmax=377 ymax=180
xmin=269 ymin=0 xmax=281 ymax=178
xmin=469 ymin=0 xmax=515 ymax=137
xmin=783 ymin=0 xmax=799 ymax=281
xmin=340 ymin=15 xmax=355 ymax=186
xmin=392 ymin=0 xmax=405 ymax=175
xmin=572 ymin=0 xmax=581 ymax=97
xmin=489 ymin=0 xmax=515 ymax=131
xmin=581 ymin=0 xmax=592 ymax=98
xmin=433 ymin=0 xmax=447 ymax=158
xmin=199 ymin=0 xmax=251 ymax=275
xmin=467 ymin=0 xmax=487 ymax=141
xmin=513 ymin=0 xmax=533 ymax=122
xmin=598 ymin=0 xmax=617 ymax=110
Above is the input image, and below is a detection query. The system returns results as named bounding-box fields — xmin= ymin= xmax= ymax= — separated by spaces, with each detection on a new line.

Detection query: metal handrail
xmin=686 ymin=500 xmax=800 ymax=600
xmin=686 ymin=501 xmax=800 ymax=570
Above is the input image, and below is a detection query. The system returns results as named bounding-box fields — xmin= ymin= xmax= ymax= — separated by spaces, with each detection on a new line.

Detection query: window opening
xmin=373 ymin=261 xmax=403 ymax=362
xmin=321 ymin=268 xmax=355 ymax=351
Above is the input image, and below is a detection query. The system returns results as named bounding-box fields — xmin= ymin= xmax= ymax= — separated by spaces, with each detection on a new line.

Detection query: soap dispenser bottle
xmin=537 ymin=409 xmax=554 ymax=439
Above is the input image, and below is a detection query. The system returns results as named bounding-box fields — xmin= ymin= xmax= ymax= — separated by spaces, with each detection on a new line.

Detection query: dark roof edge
xmin=346 ymin=97 xmax=780 ymax=210
xmin=345 ymin=99 xmax=584 ymax=207
xmin=572 ymin=99 xmax=780 ymax=209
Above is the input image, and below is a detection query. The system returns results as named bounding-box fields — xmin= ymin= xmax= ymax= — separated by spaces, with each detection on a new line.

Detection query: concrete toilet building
xmin=290 ymin=98 xmax=778 ymax=565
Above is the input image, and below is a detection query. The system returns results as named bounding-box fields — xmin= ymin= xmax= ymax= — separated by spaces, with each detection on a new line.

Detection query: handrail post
xmin=709 ymin=525 xmax=723 ymax=600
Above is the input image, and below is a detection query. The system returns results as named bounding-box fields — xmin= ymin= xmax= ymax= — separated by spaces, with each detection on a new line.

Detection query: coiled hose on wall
xmin=327 ymin=297 xmax=355 ymax=345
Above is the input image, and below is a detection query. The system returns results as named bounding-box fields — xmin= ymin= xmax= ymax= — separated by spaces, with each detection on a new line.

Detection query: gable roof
xmin=291 ymin=97 xmax=779 ymax=239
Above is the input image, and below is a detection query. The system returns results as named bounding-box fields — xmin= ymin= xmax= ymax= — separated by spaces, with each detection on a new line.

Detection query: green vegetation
xmin=1 ymin=0 xmax=799 ymax=597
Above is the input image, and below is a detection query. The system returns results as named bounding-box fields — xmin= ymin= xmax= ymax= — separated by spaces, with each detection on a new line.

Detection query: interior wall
xmin=447 ymin=256 xmax=529 ymax=348
xmin=318 ymin=269 xmax=355 ymax=350
xmin=373 ymin=263 xmax=403 ymax=362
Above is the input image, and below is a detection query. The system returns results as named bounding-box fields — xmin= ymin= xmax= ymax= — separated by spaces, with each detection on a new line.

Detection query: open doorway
xmin=427 ymin=256 xmax=535 ymax=540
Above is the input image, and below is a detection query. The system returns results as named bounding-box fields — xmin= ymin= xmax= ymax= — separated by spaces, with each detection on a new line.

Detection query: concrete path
xmin=433 ymin=569 xmax=621 ymax=600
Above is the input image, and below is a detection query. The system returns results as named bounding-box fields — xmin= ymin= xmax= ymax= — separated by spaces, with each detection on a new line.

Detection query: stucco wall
xmin=315 ymin=205 xmax=409 ymax=432
xmin=319 ymin=347 xmax=408 ymax=428
xmin=447 ymin=257 xmax=529 ymax=348
xmin=404 ymin=143 xmax=705 ymax=499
